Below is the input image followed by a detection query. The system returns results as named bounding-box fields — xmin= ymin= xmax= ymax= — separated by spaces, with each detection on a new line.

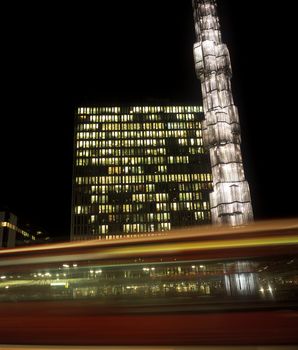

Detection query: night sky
xmin=1 ymin=1 xmax=297 ymax=240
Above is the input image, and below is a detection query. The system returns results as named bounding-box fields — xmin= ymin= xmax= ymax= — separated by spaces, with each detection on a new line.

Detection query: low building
xmin=0 ymin=211 xmax=51 ymax=248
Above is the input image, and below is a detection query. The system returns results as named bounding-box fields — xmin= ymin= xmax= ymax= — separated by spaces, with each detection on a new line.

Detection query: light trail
xmin=0 ymin=218 xmax=297 ymax=255
xmin=0 ymin=218 xmax=297 ymax=267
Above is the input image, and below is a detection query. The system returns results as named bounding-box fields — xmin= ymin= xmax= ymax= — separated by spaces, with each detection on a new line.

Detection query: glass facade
xmin=193 ymin=0 xmax=253 ymax=225
xmin=71 ymin=105 xmax=213 ymax=240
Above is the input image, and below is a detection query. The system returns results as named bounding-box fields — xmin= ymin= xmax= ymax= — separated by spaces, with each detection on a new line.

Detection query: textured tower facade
xmin=192 ymin=0 xmax=253 ymax=225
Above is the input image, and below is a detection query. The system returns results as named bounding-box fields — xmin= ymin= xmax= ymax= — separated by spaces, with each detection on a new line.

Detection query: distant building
xmin=0 ymin=211 xmax=51 ymax=248
xmin=0 ymin=211 xmax=17 ymax=248
xmin=71 ymin=105 xmax=213 ymax=240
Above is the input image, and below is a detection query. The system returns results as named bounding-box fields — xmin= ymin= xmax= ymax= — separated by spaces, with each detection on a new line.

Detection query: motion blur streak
xmin=1 ymin=218 xmax=297 ymax=253
xmin=1 ymin=346 xmax=298 ymax=350
xmin=0 ymin=219 xmax=297 ymax=267
xmin=0 ymin=219 xmax=297 ymax=345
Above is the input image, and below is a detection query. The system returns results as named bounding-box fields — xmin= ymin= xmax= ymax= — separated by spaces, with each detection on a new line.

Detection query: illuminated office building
xmin=71 ymin=105 xmax=213 ymax=240
xmin=193 ymin=0 xmax=253 ymax=225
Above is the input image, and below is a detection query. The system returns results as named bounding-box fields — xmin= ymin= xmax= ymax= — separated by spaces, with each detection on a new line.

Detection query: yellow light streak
xmin=100 ymin=235 xmax=298 ymax=257
xmin=0 ymin=219 xmax=297 ymax=268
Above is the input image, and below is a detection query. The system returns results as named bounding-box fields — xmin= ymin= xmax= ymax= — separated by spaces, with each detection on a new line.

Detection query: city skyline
xmin=1 ymin=1 xmax=297 ymax=240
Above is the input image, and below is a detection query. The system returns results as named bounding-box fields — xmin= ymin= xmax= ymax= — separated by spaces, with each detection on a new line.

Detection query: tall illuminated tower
xmin=192 ymin=0 xmax=253 ymax=225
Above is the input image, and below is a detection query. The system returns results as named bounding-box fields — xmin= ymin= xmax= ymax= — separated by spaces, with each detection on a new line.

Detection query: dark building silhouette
xmin=0 ymin=210 xmax=51 ymax=248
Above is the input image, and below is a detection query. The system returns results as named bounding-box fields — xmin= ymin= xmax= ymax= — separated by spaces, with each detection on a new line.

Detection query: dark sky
xmin=1 ymin=1 xmax=297 ymax=239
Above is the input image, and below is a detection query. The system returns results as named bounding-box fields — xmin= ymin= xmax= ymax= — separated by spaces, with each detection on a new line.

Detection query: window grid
xmin=71 ymin=105 xmax=212 ymax=240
